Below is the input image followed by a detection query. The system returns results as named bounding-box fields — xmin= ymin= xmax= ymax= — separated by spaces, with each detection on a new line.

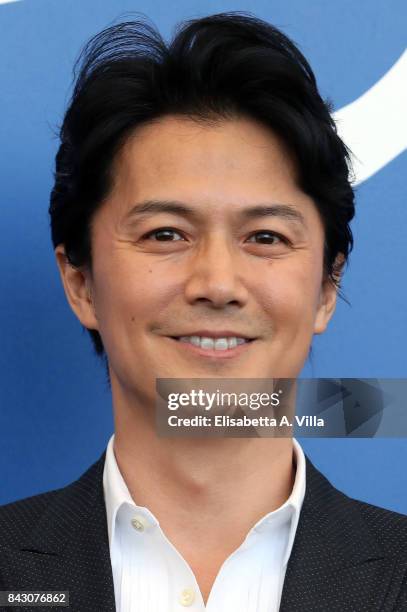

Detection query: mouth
xmin=168 ymin=334 xmax=256 ymax=359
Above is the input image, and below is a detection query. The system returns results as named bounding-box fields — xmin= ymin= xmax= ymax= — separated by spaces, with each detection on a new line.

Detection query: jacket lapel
xmin=280 ymin=457 xmax=396 ymax=612
xmin=1 ymin=452 xmax=115 ymax=612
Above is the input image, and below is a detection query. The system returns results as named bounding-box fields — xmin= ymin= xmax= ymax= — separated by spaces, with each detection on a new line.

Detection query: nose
xmin=183 ymin=232 xmax=249 ymax=309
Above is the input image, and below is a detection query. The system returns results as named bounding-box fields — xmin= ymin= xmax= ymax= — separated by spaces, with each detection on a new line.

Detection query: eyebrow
xmin=125 ymin=199 xmax=307 ymax=227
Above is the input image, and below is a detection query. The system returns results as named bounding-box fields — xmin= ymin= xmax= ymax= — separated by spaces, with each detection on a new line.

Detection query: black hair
xmin=49 ymin=11 xmax=355 ymax=358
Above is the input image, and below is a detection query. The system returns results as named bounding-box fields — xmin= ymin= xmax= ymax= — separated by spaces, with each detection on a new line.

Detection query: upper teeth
xmin=178 ymin=336 xmax=248 ymax=350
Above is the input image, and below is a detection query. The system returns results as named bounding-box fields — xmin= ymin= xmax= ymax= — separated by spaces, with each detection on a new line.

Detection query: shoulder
xmin=351 ymin=496 xmax=407 ymax=555
xmin=0 ymin=489 xmax=62 ymax=549
xmin=0 ymin=451 xmax=106 ymax=551
xmin=304 ymin=456 xmax=407 ymax=558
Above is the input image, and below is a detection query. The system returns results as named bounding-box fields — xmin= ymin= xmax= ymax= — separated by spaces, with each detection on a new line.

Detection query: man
xmin=1 ymin=12 xmax=406 ymax=612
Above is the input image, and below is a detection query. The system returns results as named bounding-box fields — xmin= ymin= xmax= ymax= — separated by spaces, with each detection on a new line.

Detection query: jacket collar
xmin=24 ymin=448 xmax=382 ymax=562
xmin=5 ymin=450 xmax=392 ymax=612
xmin=24 ymin=451 xmax=109 ymax=557
xmin=279 ymin=458 xmax=388 ymax=611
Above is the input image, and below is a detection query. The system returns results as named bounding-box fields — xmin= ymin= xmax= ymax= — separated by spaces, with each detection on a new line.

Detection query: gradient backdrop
xmin=1 ymin=0 xmax=406 ymax=511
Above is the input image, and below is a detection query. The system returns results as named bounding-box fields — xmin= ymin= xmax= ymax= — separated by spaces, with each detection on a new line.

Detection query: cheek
xmin=91 ymin=254 xmax=181 ymax=337
xmin=95 ymin=268 xmax=149 ymax=324
xmin=253 ymin=257 xmax=324 ymax=329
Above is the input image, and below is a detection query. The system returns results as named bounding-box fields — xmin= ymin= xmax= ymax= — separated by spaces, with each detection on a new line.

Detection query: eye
xmin=246 ymin=231 xmax=288 ymax=245
xmin=142 ymin=227 xmax=185 ymax=241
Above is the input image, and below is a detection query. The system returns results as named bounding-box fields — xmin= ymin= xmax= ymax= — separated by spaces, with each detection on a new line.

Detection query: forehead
xmin=106 ymin=114 xmax=317 ymax=221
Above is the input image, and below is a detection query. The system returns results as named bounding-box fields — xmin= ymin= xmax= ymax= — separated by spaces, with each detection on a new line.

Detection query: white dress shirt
xmin=103 ymin=434 xmax=306 ymax=611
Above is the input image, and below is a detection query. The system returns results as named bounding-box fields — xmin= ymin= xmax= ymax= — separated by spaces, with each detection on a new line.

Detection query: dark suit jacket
xmin=1 ymin=451 xmax=407 ymax=611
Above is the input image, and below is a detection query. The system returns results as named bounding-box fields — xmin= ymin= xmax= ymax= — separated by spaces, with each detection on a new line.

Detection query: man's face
xmin=58 ymin=115 xmax=338 ymax=404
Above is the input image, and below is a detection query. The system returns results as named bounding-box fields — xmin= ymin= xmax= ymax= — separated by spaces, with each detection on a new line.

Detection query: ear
xmin=55 ymin=245 xmax=99 ymax=331
xmin=313 ymin=254 xmax=345 ymax=335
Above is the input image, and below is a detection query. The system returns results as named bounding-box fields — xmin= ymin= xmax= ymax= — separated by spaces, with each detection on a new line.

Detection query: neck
xmin=111 ymin=380 xmax=296 ymax=555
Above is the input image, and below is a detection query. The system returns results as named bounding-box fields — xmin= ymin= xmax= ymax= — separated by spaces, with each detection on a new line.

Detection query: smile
xmin=169 ymin=335 xmax=255 ymax=359
xmin=179 ymin=335 xmax=249 ymax=350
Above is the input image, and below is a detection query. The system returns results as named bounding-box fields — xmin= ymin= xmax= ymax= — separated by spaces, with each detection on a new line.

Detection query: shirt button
xmin=179 ymin=588 xmax=195 ymax=606
xmin=131 ymin=515 xmax=147 ymax=532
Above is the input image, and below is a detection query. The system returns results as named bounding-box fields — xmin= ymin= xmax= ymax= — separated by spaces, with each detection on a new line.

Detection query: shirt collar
xmin=103 ymin=434 xmax=134 ymax=547
xmin=283 ymin=438 xmax=306 ymax=564
xmin=103 ymin=434 xmax=306 ymax=565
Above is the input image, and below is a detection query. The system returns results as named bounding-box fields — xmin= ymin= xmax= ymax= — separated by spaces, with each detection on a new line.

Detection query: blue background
xmin=1 ymin=0 xmax=406 ymax=511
